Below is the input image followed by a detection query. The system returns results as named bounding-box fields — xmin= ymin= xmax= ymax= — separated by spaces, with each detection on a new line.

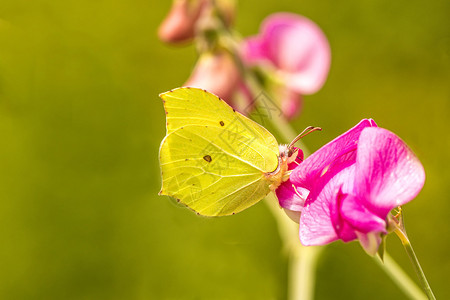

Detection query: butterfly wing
xmin=159 ymin=87 xmax=279 ymax=216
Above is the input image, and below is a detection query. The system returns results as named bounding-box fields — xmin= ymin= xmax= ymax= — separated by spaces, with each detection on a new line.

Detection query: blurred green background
xmin=0 ymin=0 xmax=449 ymax=299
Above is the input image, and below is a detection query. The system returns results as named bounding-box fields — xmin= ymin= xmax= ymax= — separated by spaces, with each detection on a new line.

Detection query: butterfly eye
xmin=287 ymin=148 xmax=294 ymax=157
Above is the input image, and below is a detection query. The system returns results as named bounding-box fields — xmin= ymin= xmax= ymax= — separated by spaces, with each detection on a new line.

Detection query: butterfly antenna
xmin=288 ymin=126 xmax=322 ymax=150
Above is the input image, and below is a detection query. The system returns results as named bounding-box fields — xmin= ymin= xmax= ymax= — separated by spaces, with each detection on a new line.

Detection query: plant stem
xmin=394 ymin=228 xmax=436 ymax=299
xmin=291 ymin=244 xmax=323 ymax=300
xmin=264 ymin=195 xmax=321 ymax=300
xmin=373 ymin=252 xmax=427 ymax=300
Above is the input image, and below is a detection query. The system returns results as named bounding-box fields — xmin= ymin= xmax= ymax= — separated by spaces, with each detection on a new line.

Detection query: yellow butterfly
xmin=159 ymin=87 xmax=318 ymax=216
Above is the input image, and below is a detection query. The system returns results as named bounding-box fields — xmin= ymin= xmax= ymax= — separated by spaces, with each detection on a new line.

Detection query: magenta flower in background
xmin=276 ymin=119 xmax=425 ymax=254
xmin=242 ymin=13 xmax=331 ymax=119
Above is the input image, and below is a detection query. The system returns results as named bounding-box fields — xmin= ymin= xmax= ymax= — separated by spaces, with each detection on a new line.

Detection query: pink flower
xmin=184 ymin=51 xmax=253 ymax=114
xmin=242 ymin=13 xmax=331 ymax=119
xmin=158 ymin=0 xmax=235 ymax=44
xmin=158 ymin=0 xmax=207 ymax=44
xmin=277 ymin=119 xmax=425 ymax=255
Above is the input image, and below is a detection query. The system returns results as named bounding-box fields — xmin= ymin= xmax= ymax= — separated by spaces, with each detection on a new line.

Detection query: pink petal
xmin=276 ymin=180 xmax=309 ymax=211
xmin=355 ymin=231 xmax=382 ymax=256
xmin=243 ymin=13 xmax=331 ymax=94
xmin=355 ymin=128 xmax=426 ymax=218
xmin=329 ymin=168 xmax=358 ymax=242
xmin=299 ymin=182 xmax=339 ymax=246
xmin=241 ymin=36 xmax=270 ymax=65
xmin=158 ymin=0 xmax=235 ymax=44
xmin=260 ymin=13 xmax=314 ymax=69
xmin=338 ymin=193 xmax=386 ymax=234
xmin=299 ymin=167 xmax=354 ymax=246
xmin=291 ymin=147 xmax=304 ymax=163
xmin=291 ymin=119 xmax=377 ymax=191
xmin=158 ymin=0 xmax=206 ymax=44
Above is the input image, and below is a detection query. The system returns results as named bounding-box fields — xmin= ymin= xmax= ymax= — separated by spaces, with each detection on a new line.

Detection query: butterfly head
xmin=267 ymin=127 xmax=322 ymax=191
xmin=279 ymin=144 xmax=299 ymax=164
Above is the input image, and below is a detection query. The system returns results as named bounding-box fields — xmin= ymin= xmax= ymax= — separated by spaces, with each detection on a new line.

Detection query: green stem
xmin=291 ymin=245 xmax=323 ymax=300
xmin=264 ymin=195 xmax=321 ymax=300
xmin=373 ymin=252 xmax=427 ymax=300
xmin=394 ymin=229 xmax=436 ymax=299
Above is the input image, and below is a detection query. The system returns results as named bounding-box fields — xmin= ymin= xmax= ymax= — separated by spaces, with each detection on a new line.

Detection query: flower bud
xmin=158 ymin=0 xmax=235 ymax=44
xmin=158 ymin=0 xmax=207 ymax=44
